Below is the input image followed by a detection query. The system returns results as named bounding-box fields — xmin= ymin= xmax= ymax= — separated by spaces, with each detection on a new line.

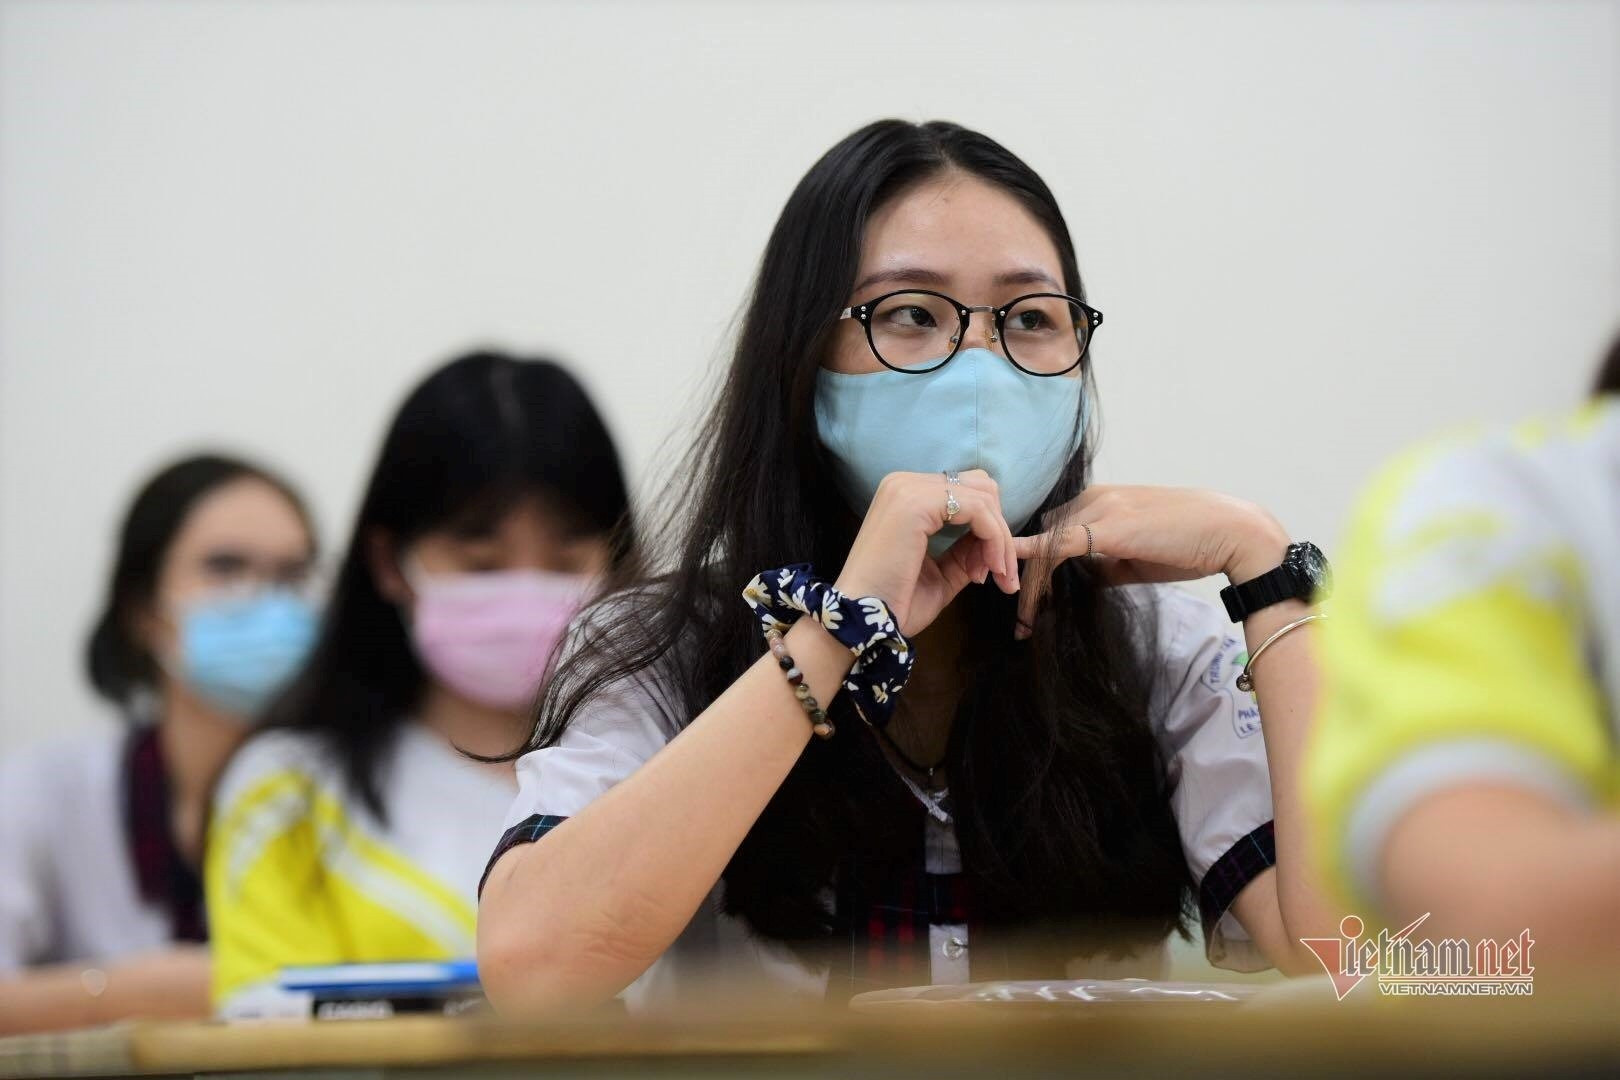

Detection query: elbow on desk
xmin=476 ymin=934 xmax=545 ymax=1016
xmin=478 ymin=910 xmax=606 ymax=1016
xmin=478 ymin=879 xmax=654 ymax=1016
xmin=477 ymin=857 xmax=564 ymax=1015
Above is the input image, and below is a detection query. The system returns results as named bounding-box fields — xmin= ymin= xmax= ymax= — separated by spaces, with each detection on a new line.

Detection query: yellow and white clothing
xmin=1308 ymin=398 xmax=1620 ymax=910
xmin=205 ymin=723 xmax=514 ymax=1006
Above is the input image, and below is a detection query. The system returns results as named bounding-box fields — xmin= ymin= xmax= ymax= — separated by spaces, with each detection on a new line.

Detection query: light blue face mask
xmin=175 ymin=589 xmax=318 ymax=718
xmin=815 ymin=348 xmax=1088 ymax=558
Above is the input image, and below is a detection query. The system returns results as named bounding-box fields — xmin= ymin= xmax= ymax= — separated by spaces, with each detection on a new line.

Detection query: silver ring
xmin=1082 ymin=523 xmax=1095 ymax=558
xmin=944 ymin=471 xmax=962 ymax=521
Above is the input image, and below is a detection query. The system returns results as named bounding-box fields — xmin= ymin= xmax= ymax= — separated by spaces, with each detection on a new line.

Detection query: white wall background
xmin=1 ymin=0 xmax=1616 ymax=753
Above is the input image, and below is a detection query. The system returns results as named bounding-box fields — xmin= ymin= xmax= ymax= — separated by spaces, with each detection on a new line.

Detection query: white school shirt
xmin=0 ymin=729 xmax=175 ymax=972
xmin=493 ymin=584 xmax=1277 ymax=1010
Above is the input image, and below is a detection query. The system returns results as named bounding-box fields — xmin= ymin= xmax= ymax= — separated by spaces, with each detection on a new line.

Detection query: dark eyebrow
xmin=851 ymin=266 xmax=949 ymax=294
xmin=850 ymin=264 xmax=1064 ymax=297
xmin=992 ymin=267 xmax=1063 ymax=290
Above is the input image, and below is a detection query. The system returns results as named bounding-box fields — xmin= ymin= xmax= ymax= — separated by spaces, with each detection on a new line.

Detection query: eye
xmin=200 ymin=551 xmax=251 ymax=579
xmin=1004 ymin=297 xmax=1078 ymax=339
xmin=424 ymin=531 xmax=506 ymax=573
xmin=881 ymin=304 xmax=939 ymax=331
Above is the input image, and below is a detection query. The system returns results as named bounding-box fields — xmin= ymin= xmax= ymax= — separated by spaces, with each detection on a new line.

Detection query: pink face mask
xmin=406 ymin=563 xmax=595 ymax=711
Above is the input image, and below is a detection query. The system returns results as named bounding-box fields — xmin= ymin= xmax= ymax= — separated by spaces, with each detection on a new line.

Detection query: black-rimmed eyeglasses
xmin=838 ymin=290 xmax=1103 ymax=376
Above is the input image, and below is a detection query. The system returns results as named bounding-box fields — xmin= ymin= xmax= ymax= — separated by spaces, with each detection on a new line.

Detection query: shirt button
xmin=942 ymin=936 xmax=967 ymax=960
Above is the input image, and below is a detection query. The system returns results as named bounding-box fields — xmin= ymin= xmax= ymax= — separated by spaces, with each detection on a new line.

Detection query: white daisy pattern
xmin=740 ymin=564 xmax=914 ymax=727
xmin=820 ymin=594 xmax=844 ymax=632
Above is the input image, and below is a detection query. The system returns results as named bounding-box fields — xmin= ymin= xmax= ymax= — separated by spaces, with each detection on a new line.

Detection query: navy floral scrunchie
xmin=741 ymin=563 xmax=913 ymax=728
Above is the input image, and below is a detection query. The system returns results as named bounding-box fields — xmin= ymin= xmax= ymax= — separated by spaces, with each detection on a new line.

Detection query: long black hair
xmin=86 ymin=453 xmax=314 ymax=714
xmin=266 ymin=351 xmax=637 ymax=819
xmin=523 ymin=121 xmax=1192 ymax=972
xmin=1593 ymin=329 xmax=1620 ymax=396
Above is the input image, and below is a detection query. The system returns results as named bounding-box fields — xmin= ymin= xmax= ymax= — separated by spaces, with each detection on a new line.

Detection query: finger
xmin=939 ymin=485 xmax=997 ymax=557
xmin=1006 ymin=515 xmax=1021 ymax=592
xmin=978 ymin=490 xmax=1017 ymax=591
xmin=955 ymin=471 xmax=1019 ymax=588
xmin=969 ymin=539 xmax=995 ymax=584
xmin=1023 ymin=512 xmax=1207 ymax=587
xmin=954 ymin=469 xmax=996 ymax=492
xmin=998 ymin=497 xmax=1019 ymax=592
xmin=939 ymin=531 xmax=1003 ymax=613
xmin=985 ymin=510 xmax=1021 ymax=594
xmin=954 ymin=489 xmax=1009 ymax=566
xmin=950 ymin=471 xmax=1009 ymax=578
xmin=971 ymin=544 xmax=994 ymax=585
xmin=938 ymin=534 xmax=993 ymax=590
xmin=1012 ymin=522 xmax=1089 ymax=563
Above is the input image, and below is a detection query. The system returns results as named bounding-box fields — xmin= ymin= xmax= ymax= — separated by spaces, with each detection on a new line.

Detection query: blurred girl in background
xmin=1309 ymin=331 xmax=1620 ymax=979
xmin=206 ymin=351 xmax=636 ymax=1009
xmin=0 ymin=455 xmax=318 ymax=1033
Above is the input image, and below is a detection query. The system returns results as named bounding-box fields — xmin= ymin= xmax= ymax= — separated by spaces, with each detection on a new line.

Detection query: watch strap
xmin=1221 ymin=566 xmax=1289 ymax=622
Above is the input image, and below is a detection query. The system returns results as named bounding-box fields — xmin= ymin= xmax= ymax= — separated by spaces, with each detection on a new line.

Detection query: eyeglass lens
xmin=864 ymin=292 xmax=1089 ymax=374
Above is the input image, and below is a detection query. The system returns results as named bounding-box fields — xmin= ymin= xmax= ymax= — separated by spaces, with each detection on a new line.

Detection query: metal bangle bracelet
xmin=1235 ymin=613 xmax=1327 ymax=693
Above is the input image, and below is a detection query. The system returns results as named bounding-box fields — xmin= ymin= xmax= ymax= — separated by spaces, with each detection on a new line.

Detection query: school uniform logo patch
xmin=1202 ymin=634 xmax=1261 ymax=738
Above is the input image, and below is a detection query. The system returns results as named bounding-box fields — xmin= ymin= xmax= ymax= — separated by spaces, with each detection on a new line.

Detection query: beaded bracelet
xmin=763 ymin=626 xmax=835 ymax=739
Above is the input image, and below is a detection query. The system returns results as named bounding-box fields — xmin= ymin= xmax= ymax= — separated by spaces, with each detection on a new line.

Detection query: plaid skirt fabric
xmin=480 ymin=814 xmax=569 ymax=894
xmin=1196 ymin=820 xmax=1276 ymax=942
xmin=826 ymin=850 xmax=977 ymax=1000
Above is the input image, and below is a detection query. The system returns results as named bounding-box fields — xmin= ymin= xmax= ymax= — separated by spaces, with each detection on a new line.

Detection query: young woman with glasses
xmin=479 ymin=120 xmax=1336 ymax=1013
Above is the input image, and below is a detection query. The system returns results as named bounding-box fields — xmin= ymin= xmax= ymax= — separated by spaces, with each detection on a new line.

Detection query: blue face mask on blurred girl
xmin=170 ymin=589 xmax=318 ymax=718
xmin=815 ymin=347 xmax=1088 ymax=558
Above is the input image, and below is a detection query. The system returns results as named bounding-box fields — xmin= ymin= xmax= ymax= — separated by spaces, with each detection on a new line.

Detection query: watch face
xmin=1286 ymin=542 xmax=1331 ymax=597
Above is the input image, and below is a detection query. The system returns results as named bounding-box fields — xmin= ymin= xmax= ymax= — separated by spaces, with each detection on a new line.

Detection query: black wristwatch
xmin=1220 ymin=541 xmax=1331 ymax=622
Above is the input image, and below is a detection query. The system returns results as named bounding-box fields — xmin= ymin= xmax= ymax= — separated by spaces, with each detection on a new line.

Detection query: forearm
xmin=0 ymin=968 xmax=104 ymax=1035
xmin=478 ymin=617 xmax=852 ymax=1014
xmin=1227 ymin=537 xmax=1339 ymax=967
xmin=1382 ymin=786 xmax=1620 ymax=975
xmin=0 ymin=949 xmax=210 ymax=1035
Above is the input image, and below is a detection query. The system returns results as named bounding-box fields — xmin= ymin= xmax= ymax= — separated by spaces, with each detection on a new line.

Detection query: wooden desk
xmin=1 ymin=991 xmax=1615 ymax=1078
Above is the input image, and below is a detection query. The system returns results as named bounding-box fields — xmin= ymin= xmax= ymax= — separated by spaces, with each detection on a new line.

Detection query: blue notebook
xmin=277 ymin=959 xmax=481 ymax=998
